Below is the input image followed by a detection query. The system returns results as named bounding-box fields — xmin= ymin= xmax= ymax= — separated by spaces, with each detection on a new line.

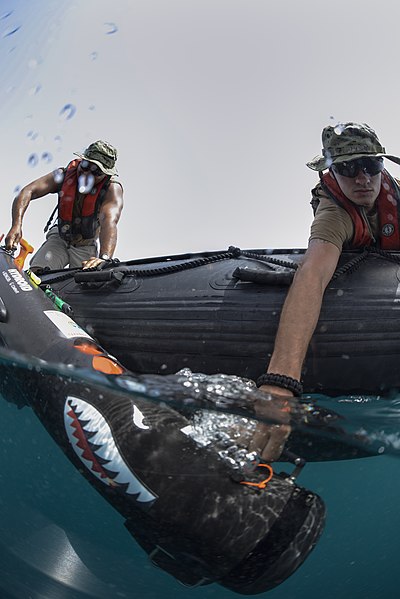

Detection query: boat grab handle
xmin=232 ymin=266 xmax=294 ymax=286
xmin=74 ymin=269 xmax=124 ymax=284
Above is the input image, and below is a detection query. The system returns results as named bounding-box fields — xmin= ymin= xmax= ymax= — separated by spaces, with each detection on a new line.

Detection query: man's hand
xmin=82 ymin=256 xmax=107 ymax=270
xmin=5 ymin=225 xmax=22 ymax=251
xmin=248 ymin=385 xmax=293 ymax=462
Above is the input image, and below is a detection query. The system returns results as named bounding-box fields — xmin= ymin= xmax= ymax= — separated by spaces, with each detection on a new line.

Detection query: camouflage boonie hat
xmin=74 ymin=140 xmax=118 ymax=175
xmin=306 ymin=122 xmax=400 ymax=171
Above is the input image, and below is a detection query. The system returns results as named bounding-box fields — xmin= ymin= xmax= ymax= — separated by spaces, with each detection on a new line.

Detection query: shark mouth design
xmin=64 ymin=396 xmax=156 ymax=504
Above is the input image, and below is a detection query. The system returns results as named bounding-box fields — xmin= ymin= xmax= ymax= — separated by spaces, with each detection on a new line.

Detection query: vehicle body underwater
xmin=0 ymin=246 xmax=325 ymax=595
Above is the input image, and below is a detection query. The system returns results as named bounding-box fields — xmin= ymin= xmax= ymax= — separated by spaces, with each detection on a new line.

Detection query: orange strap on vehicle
xmin=240 ymin=463 xmax=274 ymax=490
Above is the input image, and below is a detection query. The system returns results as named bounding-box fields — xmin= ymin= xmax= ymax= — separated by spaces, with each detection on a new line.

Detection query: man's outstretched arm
xmin=5 ymin=172 xmax=60 ymax=250
xmin=249 ymin=239 xmax=341 ymax=461
xmin=266 ymin=238 xmax=341 ymax=381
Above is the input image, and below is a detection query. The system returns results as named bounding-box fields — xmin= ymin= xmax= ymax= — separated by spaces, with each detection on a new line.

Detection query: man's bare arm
xmin=266 ymin=238 xmax=341 ymax=381
xmin=5 ymin=172 xmax=60 ymax=250
xmin=249 ymin=239 xmax=341 ymax=461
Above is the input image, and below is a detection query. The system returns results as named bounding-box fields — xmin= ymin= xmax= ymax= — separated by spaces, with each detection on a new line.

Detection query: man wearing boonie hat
xmin=5 ymin=140 xmax=124 ymax=271
xmin=251 ymin=122 xmax=400 ymax=462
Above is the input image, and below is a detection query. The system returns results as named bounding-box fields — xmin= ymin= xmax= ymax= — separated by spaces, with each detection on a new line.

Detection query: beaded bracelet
xmin=255 ymin=373 xmax=303 ymax=397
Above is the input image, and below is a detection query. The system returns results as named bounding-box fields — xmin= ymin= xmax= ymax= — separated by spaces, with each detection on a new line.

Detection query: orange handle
xmin=14 ymin=238 xmax=34 ymax=270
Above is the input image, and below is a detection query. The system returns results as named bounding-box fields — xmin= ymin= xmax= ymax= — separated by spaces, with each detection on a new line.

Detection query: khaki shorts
xmin=30 ymin=226 xmax=97 ymax=270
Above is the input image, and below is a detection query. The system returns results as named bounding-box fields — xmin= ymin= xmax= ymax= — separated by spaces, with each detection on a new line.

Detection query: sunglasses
xmin=332 ymin=157 xmax=384 ymax=178
xmin=80 ymin=160 xmax=104 ymax=177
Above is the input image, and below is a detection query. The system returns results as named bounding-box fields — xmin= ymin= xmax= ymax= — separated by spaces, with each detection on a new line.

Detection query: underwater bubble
xmin=2 ymin=25 xmax=21 ymax=37
xmin=90 ymin=51 xmax=98 ymax=60
xmin=28 ymin=153 xmax=39 ymax=167
xmin=59 ymin=103 xmax=76 ymax=121
xmin=104 ymin=22 xmax=118 ymax=34
xmin=116 ymin=377 xmax=147 ymax=394
xmin=42 ymin=152 xmax=53 ymax=164
xmin=28 ymin=84 xmax=42 ymax=96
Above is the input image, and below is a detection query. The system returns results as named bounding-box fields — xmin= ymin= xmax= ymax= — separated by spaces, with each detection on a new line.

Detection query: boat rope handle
xmin=240 ymin=463 xmax=274 ymax=490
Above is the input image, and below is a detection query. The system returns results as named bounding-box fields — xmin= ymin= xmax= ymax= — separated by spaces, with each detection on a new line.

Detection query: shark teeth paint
xmin=64 ymin=396 xmax=156 ymax=504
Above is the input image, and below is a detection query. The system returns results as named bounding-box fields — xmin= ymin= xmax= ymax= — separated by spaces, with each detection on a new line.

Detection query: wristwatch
xmin=100 ymin=253 xmax=110 ymax=261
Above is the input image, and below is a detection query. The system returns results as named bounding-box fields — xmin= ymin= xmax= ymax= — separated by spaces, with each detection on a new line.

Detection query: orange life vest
xmin=58 ymin=159 xmax=110 ymax=241
xmin=320 ymin=170 xmax=400 ymax=249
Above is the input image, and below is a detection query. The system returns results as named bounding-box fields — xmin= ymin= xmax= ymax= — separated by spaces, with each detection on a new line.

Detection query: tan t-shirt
xmin=309 ymin=183 xmax=379 ymax=250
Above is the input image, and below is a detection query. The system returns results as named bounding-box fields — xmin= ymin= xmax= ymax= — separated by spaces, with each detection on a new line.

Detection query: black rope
xmin=331 ymin=249 xmax=369 ymax=280
xmin=367 ymin=246 xmax=400 ymax=264
xmin=39 ymin=249 xmax=241 ymax=286
xmin=331 ymin=247 xmax=400 ymax=281
xmin=39 ymin=245 xmax=400 ymax=288
xmin=238 ymin=248 xmax=299 ymax=271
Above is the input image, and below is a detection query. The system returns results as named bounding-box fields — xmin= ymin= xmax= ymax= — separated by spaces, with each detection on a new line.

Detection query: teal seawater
xmin=1 ymin=388 xmax=400 ymax=599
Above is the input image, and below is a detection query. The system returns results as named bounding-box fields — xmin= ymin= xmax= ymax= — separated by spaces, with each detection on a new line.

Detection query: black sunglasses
xmin=80 ymin=160 xmax=104 ymax=177
xmin=332 ymin=157 xmax=384 ymax=178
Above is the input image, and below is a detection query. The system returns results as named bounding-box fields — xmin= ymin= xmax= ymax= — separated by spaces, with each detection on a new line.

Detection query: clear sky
xmin=2 ymin=0 xmax=400 ymax=261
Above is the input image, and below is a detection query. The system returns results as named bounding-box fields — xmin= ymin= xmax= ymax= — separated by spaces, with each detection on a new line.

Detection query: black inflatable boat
xmin=40 ymin=245 xmax=400 ymax=395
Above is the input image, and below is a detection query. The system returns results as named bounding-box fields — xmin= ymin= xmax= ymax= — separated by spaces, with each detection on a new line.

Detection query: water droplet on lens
xmin=334 ymin=123 xmax=345 ymax=135
xmin=28 ymin=84 xmax=42 ymax=96
xmin=42 ymin=152 xmax=52 ymax=163
xmin=59 ymin=103 xmax=76 ymax=120
xmin=3 ymin=25 xmax=21 ymax=38
xmin=28 ymin=154 xmax=39 ymax=167
xmin=78 ymin=173 xmax=94 ymax=193
xmin=52 ymin=169 xmax=64 ymax=184
xmin=27 ymin=130 xmax=39 ymax=140
xmin=104 ymin=22 xmax=118 ymax=34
